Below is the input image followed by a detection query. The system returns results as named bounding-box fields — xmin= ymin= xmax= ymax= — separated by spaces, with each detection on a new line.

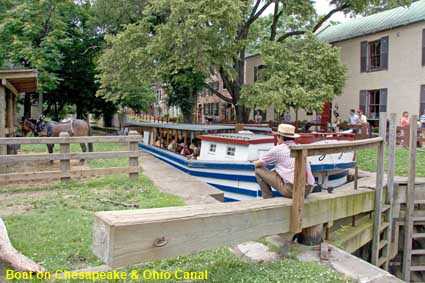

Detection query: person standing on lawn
xmin=401 ymin=111 xmax=410 ymax=127
xmin=400 ymin=111 xmax=410 ymax=146
xmin=253 ymin=124 xmax=315 ymax=199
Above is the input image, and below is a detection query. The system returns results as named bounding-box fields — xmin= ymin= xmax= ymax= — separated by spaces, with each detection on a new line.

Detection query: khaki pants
xmin=255 ymin=167 xmax=312 ymax=199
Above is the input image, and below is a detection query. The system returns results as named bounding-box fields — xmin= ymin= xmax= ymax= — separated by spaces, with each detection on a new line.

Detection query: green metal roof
xmin=316 ymin=0 xmax=425 ymax=43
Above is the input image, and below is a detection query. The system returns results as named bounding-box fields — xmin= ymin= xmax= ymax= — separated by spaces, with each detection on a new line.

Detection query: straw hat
xmin=273 ymin=123 xmax=300 ymax=138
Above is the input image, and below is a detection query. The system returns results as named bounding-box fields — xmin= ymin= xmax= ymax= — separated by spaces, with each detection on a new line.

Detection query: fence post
xmin=59 ymin=132 xmax=71 ymax=182
xmin=290 ymin=149 xmax=307 ymax=233
xmin=402 ymin=115 xmax=418 ymax=282
xmin=371 ymin=113 xmax=387 ymax=265
xmin=128 ymin=130 xmax=139 ymax=179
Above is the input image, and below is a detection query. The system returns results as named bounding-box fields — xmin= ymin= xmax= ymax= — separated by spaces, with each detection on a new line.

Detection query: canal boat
xmin=126 ymin=121 xmax=355 ymax=202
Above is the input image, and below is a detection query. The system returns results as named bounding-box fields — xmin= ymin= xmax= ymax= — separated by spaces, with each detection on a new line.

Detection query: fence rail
xmin=0 ymin=131 xmax=142 ymax=183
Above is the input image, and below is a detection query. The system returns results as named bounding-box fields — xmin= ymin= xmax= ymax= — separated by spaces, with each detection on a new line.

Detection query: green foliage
xmin=359 ymin=0 xmax=413 ymax=15
xmin=241 ymin=33 xmax=346 ymax=113
xmin=0 ymin=0 xmax=121 ymax=120
xmin=93 ymin=0 xmax=148 ymax=34
xmin=96 ymin=22 xmax=156 ymax=112
xmin=0 ymin=0 xmax=76 ymax=93
xmin=165 ymin=69 xmax=206 ymax=122
xmin=96 ymin=0 xmax=243 ymax=118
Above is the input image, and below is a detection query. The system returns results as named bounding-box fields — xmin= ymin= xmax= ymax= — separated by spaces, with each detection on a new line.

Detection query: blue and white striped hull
xmin=139 ymin=144 xmax=355 ymax=202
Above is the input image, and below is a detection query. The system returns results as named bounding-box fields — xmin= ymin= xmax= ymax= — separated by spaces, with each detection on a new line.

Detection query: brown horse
xmin=22 ymin=117 xmax=93 ymax=161
xmin=21 ymin=117 xmax=38 ymax=136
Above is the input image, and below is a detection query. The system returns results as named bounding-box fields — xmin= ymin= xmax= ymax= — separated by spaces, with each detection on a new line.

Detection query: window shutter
xmin=360 ymin=41 xmax=368 ymax=72
xmin=360 ymin=90 xmax=368 ymax=114
xmin=422 ymin=29 xmax=425 ymax=66
xmin=254 ymin=66 xmax=258 ymax=82
xmin=380 ymin=36 xmax=389 ymax=70
xmin=421 ymin=85 xmax=425 ymax=114
xmin=379 ymin=88 xmax=388 ymax=113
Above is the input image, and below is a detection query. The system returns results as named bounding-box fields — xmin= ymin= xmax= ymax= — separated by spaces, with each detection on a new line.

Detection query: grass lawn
xmin=356 ymin=145 xmax=425 ymax=177
xmin=1 ymin=142 xmax=352 ymax=283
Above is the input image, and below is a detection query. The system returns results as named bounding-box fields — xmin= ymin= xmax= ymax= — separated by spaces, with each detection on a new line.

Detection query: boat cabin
xmin=199 ymin=133 xmax=274 ymax=162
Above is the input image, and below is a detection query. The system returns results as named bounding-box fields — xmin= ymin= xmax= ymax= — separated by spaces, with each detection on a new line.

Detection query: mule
xmin=22 ymin=117 xmax=93 ymax=162
xmin=21 ymin=117 xmax=39 ymax=136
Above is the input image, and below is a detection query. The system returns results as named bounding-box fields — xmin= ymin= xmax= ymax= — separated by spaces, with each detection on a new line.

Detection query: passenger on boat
xmin=253 ymin=124 xmax=315 ymax=199
xmin=188 ymin=140 xmax=200 ymax=160
xmin=167 ymin=139 xmax=177 ymax=152
xmin=154 ymin=139 xmax=162 ymax=147
xmin=180 ymin=142 xmax=193 ymax=156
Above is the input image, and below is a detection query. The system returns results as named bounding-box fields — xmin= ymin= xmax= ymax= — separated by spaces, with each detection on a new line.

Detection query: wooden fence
xmin=0 ymin=131 xmax=142 ymax=183
xmin=129 ymin=113 xmax=175 ymax=124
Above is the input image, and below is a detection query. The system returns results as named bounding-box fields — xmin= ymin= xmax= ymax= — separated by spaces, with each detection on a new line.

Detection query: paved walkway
xmin=141 ymin=152 xmax=223 ymax=205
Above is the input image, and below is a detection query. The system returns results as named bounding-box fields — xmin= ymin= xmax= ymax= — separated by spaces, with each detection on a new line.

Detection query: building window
xmin=360 ymin=36 xmax=388 ymax=72
xmin=226 ymin=146 xmax=236 ymax=156
xmin=209 ymin=144 xmax=216 ymax=153
xmin=368 ymin=40 xmax=381 ymax=70
xmin=420 ymin=85 xmax=425 ymax=115
xmin=214 ymin=103 xmax=219 ymax=116
xmin=359 ymin=89 xmax=387 ymax=120
xmin=254 ymin=65 xmax=266 ymax=82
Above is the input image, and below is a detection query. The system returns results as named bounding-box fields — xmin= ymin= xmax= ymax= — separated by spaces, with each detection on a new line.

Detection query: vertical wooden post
xmin=167 ymin=129 xmax=171 ymax=145
xmin=11 ymin=93 xmax=16 ymax=137
xmin=59 ymin=132 xmax=71 ymax=182
xmin=128 ymin=130 xmax=139 ymax=179
xmin=0 ymin=85 xmax=6 ymax=156
xmin=371 ymin=113 xmax=386 ymax=265
xmin=402 ymin=115 xmax=417 ymax=282
xmin=383 ymin=113 xmax=397 ymax=270
xmin=6 ymin=92 xmax=13 ymax=136
xmin=152 ymin=127 xmax=157 ymax=146
xmin=354 ymin=152 xmax=358 ymax=190
xmin=290 ymin=149 xmax=307 ymax=233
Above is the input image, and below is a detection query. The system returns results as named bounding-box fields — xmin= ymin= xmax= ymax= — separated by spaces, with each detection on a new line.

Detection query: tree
xmin=0 ymin=0 xmax=126 ymax=122
xmin=241 ymin=33 xmax=346 ymax=115
xmin=96 ymin=0 xmax=242 ymax=122
xmin=0 ymin=0 xmax=75 ymax=94
xmin=165 ymin=69 xmax=207 ymax=123
xmin=360 ymin=0 xmax=413 ymax=15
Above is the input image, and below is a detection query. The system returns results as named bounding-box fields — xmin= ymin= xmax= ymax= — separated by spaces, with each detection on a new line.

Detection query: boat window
xmin=227 ymin=146 xmax=236 ymax=156
xmin=209 ymin=144 xmax=216 ymax=153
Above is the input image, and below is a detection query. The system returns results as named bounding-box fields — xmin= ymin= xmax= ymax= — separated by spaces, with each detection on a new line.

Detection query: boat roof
xmin=244 ymin=126 xmax=272 ymax=132
xmin=125 ymin=121 xmax=272 ymax=132
xmin=199 ymin=133 xmax=274 ymax=145
xmin=125 ymin=121 xmax=235 ymax=131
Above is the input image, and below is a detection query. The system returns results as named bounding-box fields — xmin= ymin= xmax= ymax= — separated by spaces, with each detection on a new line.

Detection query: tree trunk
xmin=0 ymin=218 xmax=46 ymax=273
xmin=235 ymin=104 xmax=250 ymax=123
xmin=183 ymin=111 xmax=193 ymax=124
xmin=103 ymin=111 xmax=114 ymax=127
xmin=23 ymin=93 xmax=32 ymax=118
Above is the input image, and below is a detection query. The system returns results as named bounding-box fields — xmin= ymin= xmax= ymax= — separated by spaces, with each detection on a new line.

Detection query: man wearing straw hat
xmin=253 ymin=124 xmax=315 ymax=199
